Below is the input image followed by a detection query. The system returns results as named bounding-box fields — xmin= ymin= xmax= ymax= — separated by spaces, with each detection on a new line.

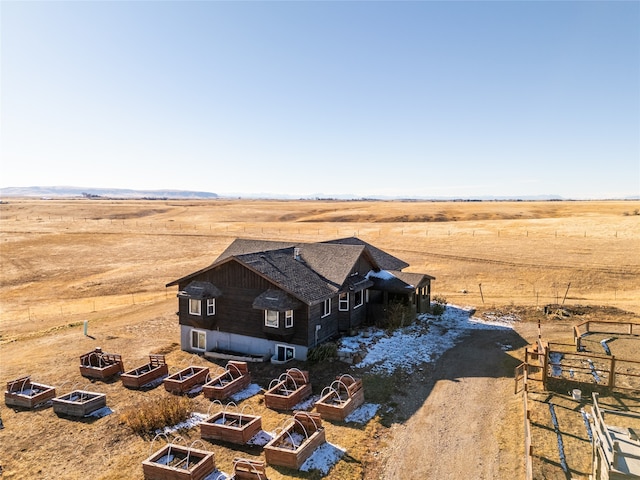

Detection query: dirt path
xmin=373 ymin=325 xmax=534 ymax=480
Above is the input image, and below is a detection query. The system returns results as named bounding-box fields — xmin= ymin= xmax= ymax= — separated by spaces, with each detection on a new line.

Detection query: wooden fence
xmin=591 ymin=392 xmax=640 ymax=480
xmin=573 ymin=320 xmax=640 ymax=351
xmin=515 ymin=362 xmax=534 ymax=480
xmin=524 ymin=338 xmax=640 ymax=394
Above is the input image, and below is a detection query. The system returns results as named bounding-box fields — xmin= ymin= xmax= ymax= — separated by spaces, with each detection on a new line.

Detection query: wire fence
xmin=2 ymin=290 xmax=170 ymax=326
xmin=0 ymin=215 xmax=634 ymax=239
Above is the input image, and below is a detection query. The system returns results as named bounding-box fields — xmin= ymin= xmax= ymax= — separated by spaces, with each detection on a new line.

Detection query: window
xmin=338 ymin=292 xmax=349 ymax=311
xmin=206 ymin=298 xmax=215 ymax=316
xmin=191 ymin=329 xmax=206 ymax=350
xmin=189 ymin=298 xmax=201 ymax=315
xmin=285 ymin=310 xmax=294 ymax=328
xmin=276 ymin=344 xmax=295 ymax=362
xmin=354 ymin=290 xmax=364 ymax=308
xmin=321 ymin=298 xmax=331 ymax=318
xmin=265 ymin=310 xmax=279 ymax=328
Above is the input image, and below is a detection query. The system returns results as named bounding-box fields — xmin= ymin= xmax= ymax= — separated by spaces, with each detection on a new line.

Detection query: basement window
xmin=275 ymin=344 xmax=295 ymax=362
xmin=189 ymin=299 xmax=202 ymax=316
xmin=191 ymin=329 xmax=206 ymax=350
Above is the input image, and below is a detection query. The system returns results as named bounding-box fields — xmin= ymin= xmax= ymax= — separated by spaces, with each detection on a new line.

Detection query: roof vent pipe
xmin=294 ymin=247 xmax=301 ymax=261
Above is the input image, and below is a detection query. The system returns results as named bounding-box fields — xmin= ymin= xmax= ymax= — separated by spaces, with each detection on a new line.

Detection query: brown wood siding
xmin=337 ymin=295 xmax=367 ymax=332
xmin=178 ymin=260 xmax=311 ymax=347
xmin=354 ymin=257 xmax=375 ymax=275
xmin=307 ymin=298 xmax=339 ymax=346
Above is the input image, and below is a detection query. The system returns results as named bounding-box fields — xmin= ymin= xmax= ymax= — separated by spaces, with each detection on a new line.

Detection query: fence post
xmin=542 ymin=345 xmax=549 ymax=390
xmin=609 ymin=356 xmax=616 ymax=389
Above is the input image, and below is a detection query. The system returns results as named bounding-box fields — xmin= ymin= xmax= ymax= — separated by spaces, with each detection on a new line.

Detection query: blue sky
xmin=1 ymin=1 xmax=638 ymax=199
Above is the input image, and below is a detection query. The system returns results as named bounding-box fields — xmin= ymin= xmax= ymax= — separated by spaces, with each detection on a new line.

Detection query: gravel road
xmin=372 ymin=325 xmax=532 ymax=479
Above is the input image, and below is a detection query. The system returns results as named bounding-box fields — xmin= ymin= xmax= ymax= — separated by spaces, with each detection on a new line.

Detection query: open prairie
xmin=0 ymin=198 xmax=639 ymax=479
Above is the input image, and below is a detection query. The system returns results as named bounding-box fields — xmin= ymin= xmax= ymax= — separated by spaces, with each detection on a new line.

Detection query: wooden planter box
xmin=121 ymin=355 xmax=168 ymax=389
xmin=163 ymin=366 xmax=209 ymax=394
xmin=203 ymin=361 xmax=251 ymax=401
xmin=264 ymin=412 xmax=325 ymax=470
xmin=232 ymin=458 xmax=268 ymax=480
xmin=264 ymin=369 xmax=312 ymax=411
xmin=142 ymin=444 xmax=215 ymax=480
xmin=200 ymin=411 xmax=262 ymax=445
xmin=315 ymin=375 xmax=365 ymax=421
xmin=4 ymin=376 xmax=56 ymax=409
xmin=79 ymin=348 xmax=124 ymax=380
xmin=52 ymin=390 xmax=106 ymax=417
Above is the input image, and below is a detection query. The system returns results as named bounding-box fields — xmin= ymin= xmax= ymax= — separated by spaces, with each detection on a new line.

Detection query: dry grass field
xmin=0 ymin=198 xmax=639 ymax=479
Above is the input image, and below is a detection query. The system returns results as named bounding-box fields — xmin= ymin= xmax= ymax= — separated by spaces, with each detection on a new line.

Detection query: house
xmin=166 ymin=237 xmax=434 ymax=362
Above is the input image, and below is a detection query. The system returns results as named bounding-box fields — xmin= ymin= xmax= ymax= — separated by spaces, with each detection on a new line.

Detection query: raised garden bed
xmin=121 ymin=355 xmax=168 ymax=389
xmin=203 ymin=361 xmax=251 ymax=401
xmin=232 ymin=457 xmax=268 ymax=480
xmin=264 ymin=368 xmax=312 ymax=411
xmin=4 ymin=376 xmax=56 ymax=409
xmin=163 ymin=366 xmax=209 ymax=395
xmin=52 ymin=390 xmax=106 ymax=417
xmin=264 ymin=411 xmax=325 ymax=470
xmin=200 ymin=405 xmax=262 ymax=445
xmin=315 ymin=374 xmax=364 ymax=421
xmin=79 ymin=347 xmax=124 ymax=380
xmin=142 ymin=443 xmax=215 ymax=480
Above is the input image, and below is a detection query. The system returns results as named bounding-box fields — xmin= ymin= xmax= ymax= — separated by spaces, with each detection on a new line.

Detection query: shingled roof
xmin=177 ymin=281 xmax=222 ymax=299
xmin=231 ymin=247 xmax=337 ymax=305
xmin=322 ymin=237 xmax=410 ymax=271
xmin=166 ymin=237 xmax=420 ymax=305
xmin=252 ymin=289 xmax=303 ymax=311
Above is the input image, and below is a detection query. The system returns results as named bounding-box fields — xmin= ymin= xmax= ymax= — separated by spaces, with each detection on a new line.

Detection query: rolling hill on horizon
xmin=0 ymin=186 xmax=219 ymax=199
xmin=1 ymin=186 xmax=637 ymax=201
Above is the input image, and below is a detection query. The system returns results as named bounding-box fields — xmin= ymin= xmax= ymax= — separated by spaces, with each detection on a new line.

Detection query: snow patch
xmin=549 ymin=352 xmax=564 ymax=377
xmin=230 ymin=383 xmax=262 ymax=402
xmin=580 ymin=408 xmax=593 ymax=442
xmin=548 ymin=403 xmax=568 ymax=473
xmin=292 ymin=395 xmax=320 ymax=411
xmin=156 ymin=412 xmax=208 ymax=435
xmin=587 ymin=359 xmax=602 ymax=383
xmin=344 ymin=305 xmax=514 ymax=375
xmin=344 ymin=403 xmax=379 ymax=423
xmin=247 ymin=430 xmax=273 ymax=447
xmin=366 ymin=269 xmax=396 ymax=280
xmin=300 ymin=442 xmax=346 ymax=474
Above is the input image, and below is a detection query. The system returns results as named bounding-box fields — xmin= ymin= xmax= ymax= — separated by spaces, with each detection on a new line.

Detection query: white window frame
xmin=354 ymin=290 xmax=364 ymax=308
xmin=338 ymin=292 xmax=349 ymax=311
xmin=206 ymin=298 xmax=215 ymax=315
xmin=285 ymin=310 xmax=294 ymax=328
xmin=321 ymin=298 xmax=331 ymax=318
xmin=189 ymin=298 xmax=201 ymax=316
xmin=276 ymin=344 xmax=295 ymax=362
xmin=191 ymin=329 xmax=206 ymax=351
xmin=265 ymin=310 xmax=279 ymax=328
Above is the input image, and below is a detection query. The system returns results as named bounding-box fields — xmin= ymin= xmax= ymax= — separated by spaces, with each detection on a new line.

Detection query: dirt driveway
xmin=371 ymin=322 xmax=538 ymax=479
